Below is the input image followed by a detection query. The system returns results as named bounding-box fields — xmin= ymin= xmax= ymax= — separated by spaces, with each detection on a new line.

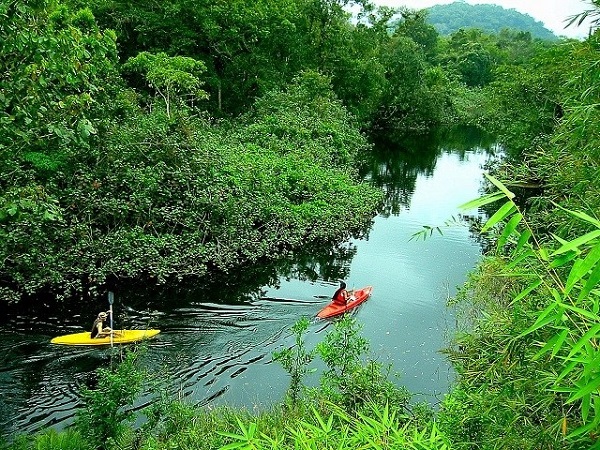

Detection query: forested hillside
xmin=427 ymin=2 xmax=557 ymax=40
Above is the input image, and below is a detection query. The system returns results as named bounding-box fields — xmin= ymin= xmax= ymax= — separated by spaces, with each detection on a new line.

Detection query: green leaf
xmin=511 ymin=278 xmax=542 ymax=305
xmin=567 ymin=323 xmax=600 ymax=360
xmin=579 ymin=263 xmax=600 ymax=301
xmin=579 ymin=243 xmax=600 ymax=278
xmin=481 ymin=200 xmax=517 ymax=233
xmin=559 ymin=302 xmax=600 ymax=322
xmin=566 ymin=418 xmax=599 ymax=439
xmin=568 ymin=375 xmax=600 ymax=403
xmin=553 ymin=204 xmax=600 ymax=229
xmin=552 ymin=328 xmax=570 ymax=357
xmin=484 ymin=173 xmax=515 ymax=199
xmin=459 ymin=191 xmax=506 ymax=211
xmin=550 ymin=288 xmax=562 ymax=303
xmin=549 ymin=251 xmax=578 ymax=269
xmin=506 ymin=248 xmax=535 ymax=270
xmin=556 ymin=360 xmax=579 ymax=384
xmin=515 ymin=228 xmax=532 ymax=254
xmin=581 ymin=392 xmax=591 ymax=421
xmin=518 ymin=301 xmax=560 ymax=338
xmin=533 ymin=328 xmax=568 ymax=360
xmin=497 ymin=213 xmax=523 ymax=250
xmin=565 ymin=259 xmax=585 ymax=295
xmin=551 ymin=232 xmax=569 ymax=247
xmin=551 ymin=230 xmax=600 ymax=256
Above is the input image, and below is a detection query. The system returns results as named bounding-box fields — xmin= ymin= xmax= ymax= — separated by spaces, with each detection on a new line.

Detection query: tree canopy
xmin=0 ymin=0 xmax=589 ymax=310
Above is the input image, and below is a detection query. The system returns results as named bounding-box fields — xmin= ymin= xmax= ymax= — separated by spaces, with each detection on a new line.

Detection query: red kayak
xmin=317 ymin=286 xmax=373 ymax=319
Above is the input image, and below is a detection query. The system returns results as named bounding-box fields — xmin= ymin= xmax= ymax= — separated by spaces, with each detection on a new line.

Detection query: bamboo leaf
xmin=593 ymin=291 xmax=600 ymax=315
xmin=581 ymin=393 xmax=591 ymax=422
xmin=579 ymin=263 xmax=600 ymax=301
xmin=570 ymin=209 xmax=600 ymax=228
xmin=559 ymin=302 xmax=600 ymax=322
xmin=459 ymin=192 xmax=506 ymax=211
xmin=236 ymin=417 xmax=248 ymax=436
xmin=553 ymin=386 xmax=577 ymax=394
xmin=511 ymin=278 xmax=542 ymax=305
xmin=567 ymin=375 xmax=600 ymax=403
xmin=484 ymin=173 xmax=516 ymax=199
xmin=579 ymin=242 xmax=600 ymax=278
xmin=507 ymin=248 xmax=535 ymax=269
xmin=497 ymin=213 xmax=523 ymax=250
xmin=534 ymin=335 xmax=560 ymax=360
xmin=567 ymin=323 xmax=600 ymax=360
xmin=481 ymin=201 xmax=517 ymax=233
xmin=515 ymin=228 xmax=532 ymax=254
xmin=551 ymin=230 xmax=600 ymax=256
xmin=533 ymin=328 xmax=568 ymax=360
xmin=551 ymin=288 xmax=562 ymax=303
xmin=556 ymin=360 xmax=579 ymax=384
xmin=551 ymin=233 xmax=569 ymax=247
xmin=518 ymin=302 xmax=560 ymax=338
xmin=549 ymin=251 xmax=578 ymax=269
xmin=565 ymin=259 xmax=585 ymax=295
xmin=567 ymin=419 xmax=598 ymax=439
xmin=552 ymin=328 xmax=570 ymax=357
xmin=553 ymin=204 xmax=600 ymax=229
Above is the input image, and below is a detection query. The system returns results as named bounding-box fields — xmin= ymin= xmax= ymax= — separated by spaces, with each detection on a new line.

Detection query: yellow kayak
xmin=50 ymin=329 xmax=161 ymax=346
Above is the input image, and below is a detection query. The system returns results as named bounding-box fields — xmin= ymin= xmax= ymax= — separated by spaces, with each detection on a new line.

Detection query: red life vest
xmin=332 ymin=287 xmax=347 ymax=305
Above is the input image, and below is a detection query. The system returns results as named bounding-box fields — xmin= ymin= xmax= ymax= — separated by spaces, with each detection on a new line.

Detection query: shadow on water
xmin=0 ymin=125 xmax=498 ymax=439
xmin=0 ymin=236 xmax=364 ymax=327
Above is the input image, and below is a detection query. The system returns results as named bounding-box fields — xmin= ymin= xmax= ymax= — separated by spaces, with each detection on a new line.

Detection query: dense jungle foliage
xmin=433 ymin=2 xmax=600 ymax=447
xmin=0 ymin=0 xmax=552 ymax=303
xmin=4 ymin=0 xmax=600 ymax=448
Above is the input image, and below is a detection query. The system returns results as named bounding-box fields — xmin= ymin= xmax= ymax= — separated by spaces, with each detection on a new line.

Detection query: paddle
xmin=108 ymin=291 xmax=114 ymax=348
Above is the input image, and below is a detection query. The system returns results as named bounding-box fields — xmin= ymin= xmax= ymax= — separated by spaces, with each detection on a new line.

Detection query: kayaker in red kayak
xmin=332 ymin=281 xmax=351 ymax=306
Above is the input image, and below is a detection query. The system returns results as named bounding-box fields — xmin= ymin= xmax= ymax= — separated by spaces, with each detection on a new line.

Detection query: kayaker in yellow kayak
xmin=90 ymin=311 xmax=112 ymax=338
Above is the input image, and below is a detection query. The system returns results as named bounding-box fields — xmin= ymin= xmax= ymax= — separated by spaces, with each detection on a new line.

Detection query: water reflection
xmin=365 ymin=126 xmax=499 ymax=217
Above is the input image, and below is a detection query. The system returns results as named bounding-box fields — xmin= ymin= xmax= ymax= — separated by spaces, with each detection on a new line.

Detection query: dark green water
xmin=0 ymin=127 xmax=498 ymax=437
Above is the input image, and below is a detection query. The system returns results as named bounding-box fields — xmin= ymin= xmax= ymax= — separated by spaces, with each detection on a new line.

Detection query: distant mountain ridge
xmin=426 ymin=2 xmax=558 ymax=40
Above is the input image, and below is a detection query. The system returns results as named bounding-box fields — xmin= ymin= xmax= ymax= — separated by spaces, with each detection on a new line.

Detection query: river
xmin=0 ymin=127 xmax=498 ymax=438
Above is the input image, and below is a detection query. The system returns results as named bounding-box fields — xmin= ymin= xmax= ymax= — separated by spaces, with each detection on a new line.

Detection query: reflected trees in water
xmin=363 ymin=126 xmax=499 ymax=217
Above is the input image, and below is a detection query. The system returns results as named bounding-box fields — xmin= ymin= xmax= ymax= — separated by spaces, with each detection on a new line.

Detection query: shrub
xmin=75 ymin=350 xmax=145 ymax=449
